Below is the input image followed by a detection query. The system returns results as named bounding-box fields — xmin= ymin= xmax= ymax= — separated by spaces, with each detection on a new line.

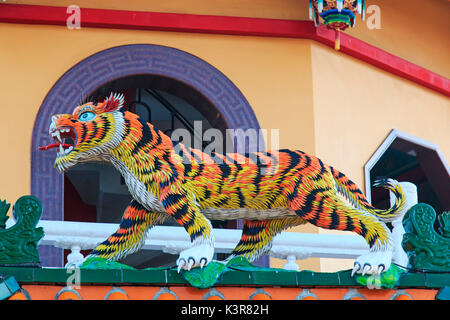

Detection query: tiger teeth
xmin=56 ymin=144 xmax=74 ymax=157
xmin=51 ymin=128 xmax=72 ymax=143
xmin=52 ymin=130 xmax=62 ymax=142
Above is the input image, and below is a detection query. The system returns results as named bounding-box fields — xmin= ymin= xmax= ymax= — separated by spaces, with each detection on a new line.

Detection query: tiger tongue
xmin=39 ymin=143 xmax=72 ymax=151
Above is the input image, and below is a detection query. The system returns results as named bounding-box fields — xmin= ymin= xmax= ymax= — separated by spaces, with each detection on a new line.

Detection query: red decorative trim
xmin=0 ymin=3 xmax=448 ymax=96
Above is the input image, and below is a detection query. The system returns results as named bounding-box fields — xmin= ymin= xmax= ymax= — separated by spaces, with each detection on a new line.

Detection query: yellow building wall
xmin=346 ymin=0 xmax=450 ymax=79
xmin=7 ymin=0 xmax=450 ymax=78
xmin=310 ymin=42 xmax=450 ymax=271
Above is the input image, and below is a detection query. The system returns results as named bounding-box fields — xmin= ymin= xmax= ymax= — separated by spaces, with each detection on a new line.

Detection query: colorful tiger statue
xmin=40 ymin=92 xmax=405 ymax=276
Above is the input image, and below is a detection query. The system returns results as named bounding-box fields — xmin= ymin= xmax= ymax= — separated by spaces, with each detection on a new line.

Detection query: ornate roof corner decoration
xmin=402 ymin=203 xmax=450 ymax=272
xmin=0 ymin=196 xmax=44 ymax=267
xmin=309 ymin=0 xmax=365 ymax=50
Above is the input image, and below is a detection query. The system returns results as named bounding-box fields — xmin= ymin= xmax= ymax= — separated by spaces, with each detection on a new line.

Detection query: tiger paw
xmin=176 ymin=244 xmax=214 ymax=272
xmin=352 ymin=250 xmax=392 ymax=276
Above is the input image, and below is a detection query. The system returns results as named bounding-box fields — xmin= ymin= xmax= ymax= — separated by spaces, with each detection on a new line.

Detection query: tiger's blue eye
xmin=79 ymin=112 xmax=96 ymax=121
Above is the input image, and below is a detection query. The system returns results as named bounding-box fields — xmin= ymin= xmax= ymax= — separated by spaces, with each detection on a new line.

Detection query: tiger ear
xmin=102 ymin=92 xmax=125 ymax=112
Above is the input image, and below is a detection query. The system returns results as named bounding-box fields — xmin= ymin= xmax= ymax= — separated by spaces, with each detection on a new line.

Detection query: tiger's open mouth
xmin=39 ymin=126 xmax=77 ymax=157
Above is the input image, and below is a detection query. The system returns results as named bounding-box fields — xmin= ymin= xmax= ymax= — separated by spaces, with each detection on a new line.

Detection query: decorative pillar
xmin=284 ymin=255 xmax=300 ymax=271
xmin=65 ymin=245 xmax=84 ymax=268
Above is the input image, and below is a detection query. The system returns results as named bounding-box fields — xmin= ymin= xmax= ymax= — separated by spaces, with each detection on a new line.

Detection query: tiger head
xmin=41 ymin=93 xmax=127 ymax=173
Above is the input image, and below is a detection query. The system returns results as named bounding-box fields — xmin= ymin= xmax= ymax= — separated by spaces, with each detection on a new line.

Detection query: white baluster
xmin=65 ymin=244 xmax=85 ymax=268
xmin=269 ymin=246 xmax=311 ymax=271
xmin=284 ymin=255 xmax=300 ymax=271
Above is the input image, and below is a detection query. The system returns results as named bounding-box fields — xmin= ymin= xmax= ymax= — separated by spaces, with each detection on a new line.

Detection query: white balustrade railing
xmin=37 ymin=220 xmax=371 ymax=270
xmin=6 ymin=182 xmax=417 ymax=271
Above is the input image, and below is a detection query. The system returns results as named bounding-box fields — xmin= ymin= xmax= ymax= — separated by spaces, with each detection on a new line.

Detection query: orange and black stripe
xmin=88 ymin=200 xmax=157 ymax=260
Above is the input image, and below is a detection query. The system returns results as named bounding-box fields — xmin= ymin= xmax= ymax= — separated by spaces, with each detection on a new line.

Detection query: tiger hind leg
xmin=288 ymin=187 xmax=393 ymax=276
xmin=229 ymin=217 xmax=307 ymax=263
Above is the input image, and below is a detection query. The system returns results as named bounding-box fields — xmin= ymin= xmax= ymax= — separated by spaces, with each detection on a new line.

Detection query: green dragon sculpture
xmin=402 ymin=203 xmax=450 ymax=272
xmin=0 ymin=196 xmax=44 ymax=267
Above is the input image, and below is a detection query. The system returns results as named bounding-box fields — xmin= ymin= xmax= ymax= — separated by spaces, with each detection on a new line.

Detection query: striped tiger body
xmin=42 ymin=93 xmax=405 ymax=275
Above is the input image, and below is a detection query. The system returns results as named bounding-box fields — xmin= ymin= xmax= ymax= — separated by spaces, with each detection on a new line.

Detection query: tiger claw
xmin=351 ymin=262 xmax=361 ymax=277
xmin=187 ymin=257 xmax=195 ymax=271
xmin=177 ymin=258 xmax=186 ymax=273
xmin=362 ymin=264 xmax=371 ymax=276
xmin=176 ymin=244 xmax=214 ymax=271
xmin=377 ymin=264 xmax=385 ymax=275
xmin=354 ymin=251 xmax=392 ymax=276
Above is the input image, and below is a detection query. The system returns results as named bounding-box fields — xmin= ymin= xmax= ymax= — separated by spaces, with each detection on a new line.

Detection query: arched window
xmin=364 ymin=129 xmax=449 ymax=216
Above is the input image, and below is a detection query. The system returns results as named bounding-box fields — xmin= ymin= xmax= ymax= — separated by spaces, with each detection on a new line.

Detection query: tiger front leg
xmin=160 ymin=190 xmax=215 ymax=272
xmin=87 ymin=200 xmax=164 ymax=263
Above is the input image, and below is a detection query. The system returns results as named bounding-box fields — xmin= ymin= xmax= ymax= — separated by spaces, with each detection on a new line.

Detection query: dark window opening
xmin=369 ymin=136 xmax=449 ymax=232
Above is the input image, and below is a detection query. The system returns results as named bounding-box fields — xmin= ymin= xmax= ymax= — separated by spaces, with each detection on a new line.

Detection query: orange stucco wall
xmin=0 ymin=1 xmax=448 ymax=272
